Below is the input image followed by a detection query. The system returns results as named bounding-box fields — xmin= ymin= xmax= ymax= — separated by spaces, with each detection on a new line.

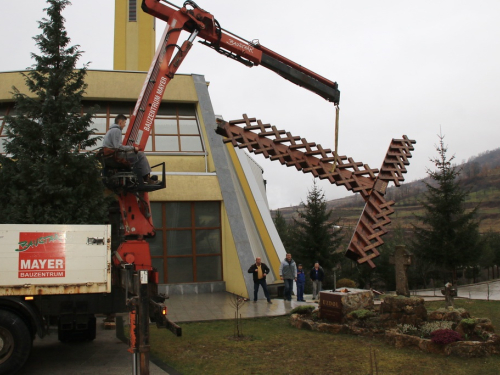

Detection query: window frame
xmin=150 ymin=201 xmax=223 ymax=284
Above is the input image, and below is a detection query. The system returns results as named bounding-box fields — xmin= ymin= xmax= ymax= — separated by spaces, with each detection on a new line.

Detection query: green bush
xmin=460 ymin=318 xmax=477 ymax=327
xmin=336 ymin=278 xmax=357 ymax=288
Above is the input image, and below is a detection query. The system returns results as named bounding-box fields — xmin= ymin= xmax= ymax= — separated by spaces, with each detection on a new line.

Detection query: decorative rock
xmin=428 ymin=309 xmax=470 ymax=323
xmin=418 ymin=339 xmax=446 ymax=355
xmin=290 ymin=306 xmax=500 ymax=358
xmin=445 ymin=341 xmax=490 ymax=357
xmin=476 ymin=318 xmax=495 ymax=333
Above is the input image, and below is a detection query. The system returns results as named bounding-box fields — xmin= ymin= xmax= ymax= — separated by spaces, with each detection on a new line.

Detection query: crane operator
xmin=102 ymin=114 xmax=159 ymax=185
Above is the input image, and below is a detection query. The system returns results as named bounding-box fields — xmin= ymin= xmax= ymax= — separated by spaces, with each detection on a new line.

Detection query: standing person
xmin=279 ymin=253 xmax=297 ymax=301
xmin=296 ymin=264 xmax=306 ymax=302
xmin=102 ymin=114 xmax=158 ymax=185
xmin=247 ymin=257 xmax=272 ymax=303
xmin=310 ymin=262 xmax=324 ymax=300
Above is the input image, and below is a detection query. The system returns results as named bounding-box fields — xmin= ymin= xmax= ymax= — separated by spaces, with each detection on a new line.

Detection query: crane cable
xmin=331 ymin=104 xmax=340 ymax=173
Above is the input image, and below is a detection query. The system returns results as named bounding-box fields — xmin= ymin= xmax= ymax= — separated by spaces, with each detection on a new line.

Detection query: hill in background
xmin=273 ymin=147 xmax=500 ymax=233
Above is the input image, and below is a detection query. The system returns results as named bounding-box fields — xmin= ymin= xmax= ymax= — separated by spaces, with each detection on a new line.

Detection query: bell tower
xmin=114 ymin=0 xmax=156 ymax=71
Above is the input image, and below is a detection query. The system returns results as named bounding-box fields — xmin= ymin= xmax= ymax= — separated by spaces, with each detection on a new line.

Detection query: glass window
xmin=196 ymin=256 xmax=222 ymax=282
xmin=195 ymin=229 xmax=221 ymax=255
xmin=177 ymin=103 xmax=196 ymax=116
xmin=144 ymin=135 xmax=153 ymax=152
xmin=91 ymin=117 xmax=107 ymax=133
xmin=166 ymin=202 xmax=191 ymax=228
xmin=155 ymin=136 xmax=179 ymax=151
xmin=180 ymin=136 xmax=203 ymax=152
xmin=148 ymin=201 xmax=222 ymax=283
xmin=195 ymin=202 xmax=220 ymax=227
xmin=155 ymin=118 xmax=177 ymax=134
xmin=167 ymin=231 xmax=192 ymax=256
xmin=151 ymin=202 xmax=163 ymax=228
xmin=168 ymin=258 xmax=193 ymax=283
xmin=179 ymin=119 xmax=199 ymax=134
xmin=157 ymin=103 xmax=177 ymax=116
xmin=129 ymin=0 xmax=137 ymax=22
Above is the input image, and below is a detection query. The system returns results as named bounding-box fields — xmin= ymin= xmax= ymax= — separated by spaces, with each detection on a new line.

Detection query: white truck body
xmin=0 ymin=224 xmax=111 ymax=296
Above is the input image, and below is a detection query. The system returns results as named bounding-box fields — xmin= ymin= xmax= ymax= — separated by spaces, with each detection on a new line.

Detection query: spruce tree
xmin=273 ymin=209 xmax=293 ymax=252
xmin=411 ymin=133 xmax=482 ymax=284
xmin=0 ymin=0 xmax=109 ymax=224
xmin=291 ymin=181 xmax=343 ymax=286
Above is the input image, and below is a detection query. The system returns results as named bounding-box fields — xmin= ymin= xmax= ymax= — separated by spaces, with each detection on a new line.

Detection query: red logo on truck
xmin=17 ymin=232 xmax=66 ymax=278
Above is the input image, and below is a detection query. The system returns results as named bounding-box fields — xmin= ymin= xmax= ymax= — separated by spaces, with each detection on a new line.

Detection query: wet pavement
xmin=412 ymin=280 xmax=500 ymax=301
xmin=17 ymin=319 xmax=169 ymax=375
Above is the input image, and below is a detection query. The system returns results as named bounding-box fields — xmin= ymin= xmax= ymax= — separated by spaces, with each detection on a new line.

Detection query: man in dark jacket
xmin=310 ymin=262 xmax=324 ymax=300
xmin=248 ymin=257 xmax=272 ymax=303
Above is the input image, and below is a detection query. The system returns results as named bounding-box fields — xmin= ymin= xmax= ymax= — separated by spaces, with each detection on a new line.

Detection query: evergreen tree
xmin=411 ymin=133 xmax=482 ymax=284
xmin=291 ymin=181 xmax=343 ymax=287
xmin=273 ymin=209 xmax=293 ymax=251
xmin=0 ymin=0 xmax=109 ymax=224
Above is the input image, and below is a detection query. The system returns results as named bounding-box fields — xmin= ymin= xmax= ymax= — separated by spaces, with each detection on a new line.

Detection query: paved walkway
xmin=411 ymin=280 xmax=500 ymax=301
xmin=165 ymin=293 xmax=316 ymax=323
xmin=18 ymin=321 xmax=169 ymax=375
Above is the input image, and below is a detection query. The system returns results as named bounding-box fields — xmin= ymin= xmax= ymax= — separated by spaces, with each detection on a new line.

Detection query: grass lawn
xmin=149 ymin=300 xmax=500 ymax=375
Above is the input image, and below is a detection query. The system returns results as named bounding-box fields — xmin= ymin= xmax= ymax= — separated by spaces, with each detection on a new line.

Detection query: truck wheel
xmin=0 ymin=310 xmax=32 ymax=375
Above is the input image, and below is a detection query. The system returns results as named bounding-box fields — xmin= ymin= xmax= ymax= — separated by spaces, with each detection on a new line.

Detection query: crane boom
xmin=124 ymin=0 xmax=340 ymax=150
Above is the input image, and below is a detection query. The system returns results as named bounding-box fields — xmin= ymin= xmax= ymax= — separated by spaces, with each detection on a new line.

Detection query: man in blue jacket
xmin=296 ymin=264 xmax=306 ymax=302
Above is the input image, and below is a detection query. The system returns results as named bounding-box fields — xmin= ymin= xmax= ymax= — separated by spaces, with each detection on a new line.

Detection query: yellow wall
xmin=0 ymin=71 xmax=198 ymax=103
xmin=149 ymin=175 xmax=221 ymax=201
xmin=114 ymin=0 xmax=155 ymax=71
xmin=221 ymin=203 xmax=248 ymax=297
xmin=148 ymin=155 xmax=206 ymax=173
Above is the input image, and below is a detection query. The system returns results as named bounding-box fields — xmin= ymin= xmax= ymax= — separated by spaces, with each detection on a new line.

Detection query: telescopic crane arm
xmin=124 ymin=0 xmax=340 ymax=150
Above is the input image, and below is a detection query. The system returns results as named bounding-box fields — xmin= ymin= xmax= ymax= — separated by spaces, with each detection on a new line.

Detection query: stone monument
xmin=319 ymin=288 xmax=374 ymax=323
xmin=389 ymin=245 xmax=413 ymax=297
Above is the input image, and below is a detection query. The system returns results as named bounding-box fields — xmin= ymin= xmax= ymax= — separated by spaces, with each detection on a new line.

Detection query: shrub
xmin=460 ymin=318 xmax=476 ymax=328
xmin=336 ymin=278 xmax=357 ymax=288
xmin=430 ymin=329 xmax=462 ymax=345
xmin=396 ymin=324 xmax=418 ymax=335
xmin=420 ymin=321 xmax=454 ymax=337
xmin=349 ymin=309 xmax=375 ymax=320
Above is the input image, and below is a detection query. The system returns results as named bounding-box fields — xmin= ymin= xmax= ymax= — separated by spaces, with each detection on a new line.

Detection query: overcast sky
xmin=2 ymin=1 xmax=499 ymax=209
